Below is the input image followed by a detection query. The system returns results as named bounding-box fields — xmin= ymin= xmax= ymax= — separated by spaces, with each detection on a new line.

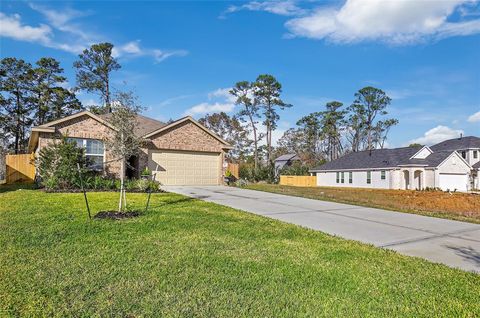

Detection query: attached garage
xmin=438 ymin=173 xmax=469 ymax=192
xmin=149 ymin=150 xmax=221 ymax=185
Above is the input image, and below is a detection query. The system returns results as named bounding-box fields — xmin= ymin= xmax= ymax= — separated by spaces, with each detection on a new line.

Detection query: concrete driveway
xmin=164 ymin=185 xmax=480 ymax=273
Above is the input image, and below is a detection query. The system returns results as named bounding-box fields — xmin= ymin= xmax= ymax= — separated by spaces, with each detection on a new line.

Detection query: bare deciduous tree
xmin=105 ymin=91 xmax=144 ymax=212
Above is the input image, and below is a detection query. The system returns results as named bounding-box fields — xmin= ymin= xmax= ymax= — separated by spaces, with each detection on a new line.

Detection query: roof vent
xmin=459 ymin=133 xmax=463 ymax=139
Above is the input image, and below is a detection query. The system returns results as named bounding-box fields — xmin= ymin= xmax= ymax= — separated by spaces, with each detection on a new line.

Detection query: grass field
xmin=246 ymin=184 xmax=480 ymax=224
xmin=1 ymin=185 xmax=479 ymax=317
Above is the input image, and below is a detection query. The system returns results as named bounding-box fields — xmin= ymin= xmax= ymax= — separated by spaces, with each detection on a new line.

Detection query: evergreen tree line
xmin=200 ymin=81 xmax=398 ymax=170
xmin=0 ymin=42 xmax=120 ymax=153
xmin=276 ymin=86 xmax=398 ymax=166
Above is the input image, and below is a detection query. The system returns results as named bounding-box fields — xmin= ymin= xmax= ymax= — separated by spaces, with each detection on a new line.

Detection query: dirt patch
xmin=94 ymin=211 xmax=141 ymax=220
xmin=246 ymin=184 xmax=480 ymax=223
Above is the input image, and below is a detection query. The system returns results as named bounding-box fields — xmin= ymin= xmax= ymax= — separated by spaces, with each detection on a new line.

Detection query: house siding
xmin=316 ymin=169 xmax=392 ymax=189
xmin=437 ymin=154 xmax=471 ymax=174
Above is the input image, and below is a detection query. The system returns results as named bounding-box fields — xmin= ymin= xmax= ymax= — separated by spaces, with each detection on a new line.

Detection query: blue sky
xmin=1 ymin=0 xmax=479 ymax=147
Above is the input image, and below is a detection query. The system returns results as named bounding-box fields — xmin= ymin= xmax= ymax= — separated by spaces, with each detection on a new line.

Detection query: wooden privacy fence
xmin=6 ymin=154 xmax=36 ymax=184
xmin=280 ymin=175 xmax=317 ymax=187
xmin=227 ymin=163 xmax=239 ymax=179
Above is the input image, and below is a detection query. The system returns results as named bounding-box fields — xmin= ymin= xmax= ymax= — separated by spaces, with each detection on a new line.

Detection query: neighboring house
xmin=310 ymin=136 xmax=480 ymax=192
xmin=274 ymin=153 xmax=301 ymax=174
xmin=28 ymin=111 xmax=232 ymax=185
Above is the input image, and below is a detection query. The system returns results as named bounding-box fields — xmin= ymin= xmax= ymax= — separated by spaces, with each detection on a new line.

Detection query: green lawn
xmin=1 ymin=186 xmax=479 ymax=317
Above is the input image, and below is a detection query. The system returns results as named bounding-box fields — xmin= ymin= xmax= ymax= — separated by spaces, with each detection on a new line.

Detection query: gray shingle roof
xmin=99 ymin=113 xmax=166 ymax=137
xmin=310 ymin=146 xmax=453 ymax=171
xmin=430 ymin=136 xmax=480 ymax=151
xmin=275 ymin=153 xmax=300 ymax=162
xmin=473 ymin=161 xmax=480 ymax=169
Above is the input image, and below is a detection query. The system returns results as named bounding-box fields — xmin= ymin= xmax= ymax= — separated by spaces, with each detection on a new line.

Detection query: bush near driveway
xmin=0 ymin=186 xmax=479 ymax=317
xmin=246 ymin=184 xmax=480 ymax=224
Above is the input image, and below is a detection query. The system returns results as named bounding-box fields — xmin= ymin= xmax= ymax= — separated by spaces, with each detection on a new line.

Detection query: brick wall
xmin=37 ymin=116 xmax=228 ymax=180
xmin=138 ymin=121 xmax=227 ymax=180
xmin=37 ymin=115 xmax=121 ymax=177
xmin=148 ymin=121 xmax=226 ymax=152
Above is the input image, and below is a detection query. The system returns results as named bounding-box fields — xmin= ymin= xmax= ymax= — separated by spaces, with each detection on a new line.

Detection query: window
xmin=461 ymin=151 xmax=466 ymax=159
xmin=381 ymin=170 xmax=386 ymax=180
xmin=341 ymin=172 xmax=345 ymax=183
xmin=474 ymin=151 xmax=478 ymax=159
xmin=67 ymin=138 xmax=104 ymax=170
xmin=367 ymin=171 xmax=371 ymax=184
xmin=349 ymin=172 xmax=352 ymax=184
xmin=336 ymin=172 xmax=339 ymax=183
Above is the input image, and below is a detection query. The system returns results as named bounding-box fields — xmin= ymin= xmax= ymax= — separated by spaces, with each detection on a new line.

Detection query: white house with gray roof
xmin=310 ymin=136 xmax=480 ymax=192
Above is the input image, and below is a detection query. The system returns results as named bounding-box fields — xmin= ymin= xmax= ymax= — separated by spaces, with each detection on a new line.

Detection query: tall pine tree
xmin=0 ymin=58 xmax=34 ymax=153
xmin=73 ymin=43 xmax=120 ymax=113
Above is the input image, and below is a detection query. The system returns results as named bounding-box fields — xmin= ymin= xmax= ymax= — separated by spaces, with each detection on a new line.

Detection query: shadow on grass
xmin=446 ymin=245 xmax=480 ymax=268
xmin=0 ymin=183 xmax=37 ymax=194
xmin=146 ymin=195 xmax=210 ymax=209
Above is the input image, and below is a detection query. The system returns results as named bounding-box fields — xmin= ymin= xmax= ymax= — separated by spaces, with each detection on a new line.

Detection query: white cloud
xmin=184 ymin=88 xmax=236 ymax=116
xmin=157 ymin=94 xmax=193 ymax=108
xmin=3 ymin=6 xmax=188 ymax=62
xmin=467 ymin=110 xmax=480 ymax=122
xmin=208 ymin=88 xmax=237 ymax=103
xmin=184 ymin=102 xmax=235 ymax=116
xmin=223 ymin=1 xmax=305 ymax=17
xmin=80 ymin=98 xmax=99 ymax=106
xmin=119 ymin=41 xmax=142 ymax=54
xmin=284 ymin=0 xmax=480 ymax=44
xmin=152 ymin=49 xmax=189 ymax=63
xmin=0 ymin=12 xmax=51 ymax=43
xmin=409 ymin=125 xmax=464 ymax=145
xmin=112 ymin=41 xmax=188 ymax=63
xmin=29 ymin=3 xmax=92 ymax=40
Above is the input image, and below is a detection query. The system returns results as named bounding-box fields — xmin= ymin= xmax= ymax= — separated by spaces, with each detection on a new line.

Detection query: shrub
xmin=280 ymin=161 xmax=310 ymax=176
xmin=239 ymin=163 xmax=255 ymax=181
xmin=37 ymin=136 xmax=90 ymax=190
xmin=239 ymin=162 xmax=277 ymax=183
xmin=141 ymin=167 xmax=151 ymax=176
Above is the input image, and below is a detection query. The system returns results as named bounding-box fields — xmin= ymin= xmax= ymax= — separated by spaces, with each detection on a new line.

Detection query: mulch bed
xmin=94 ymin=211 xmax=142 ymax=220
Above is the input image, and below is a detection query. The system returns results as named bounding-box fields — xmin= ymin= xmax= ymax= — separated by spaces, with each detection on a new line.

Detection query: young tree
xmin=73 ymin=43 xmax=120 ymax=113
xmin=0 ymin=58 xmax=34 ymax=154
xmin=104 ymin=91 xmax=144 ymax=212
xmin=230 ymin=81 xmax=261 ymax=170
xmin=253 ymin=74 xmax=291 ymax=162
xmin=350 ymin=86 xmax=392 ymax=150
xmin=32 ymin=57 xmax=82 ymax=125
xmin=198 ymin=112 xmax=252 ymax=162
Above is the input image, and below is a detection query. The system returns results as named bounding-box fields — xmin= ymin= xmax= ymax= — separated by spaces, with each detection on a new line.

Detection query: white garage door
xmin=149 ymin=150 xmax=220 ymax=185
xmin=438 ymin=173 xmax=469 ymax=192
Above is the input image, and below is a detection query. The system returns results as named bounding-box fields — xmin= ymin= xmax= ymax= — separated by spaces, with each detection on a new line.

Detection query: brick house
xmin=28 ymin=111 xmax=232 ymax=185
